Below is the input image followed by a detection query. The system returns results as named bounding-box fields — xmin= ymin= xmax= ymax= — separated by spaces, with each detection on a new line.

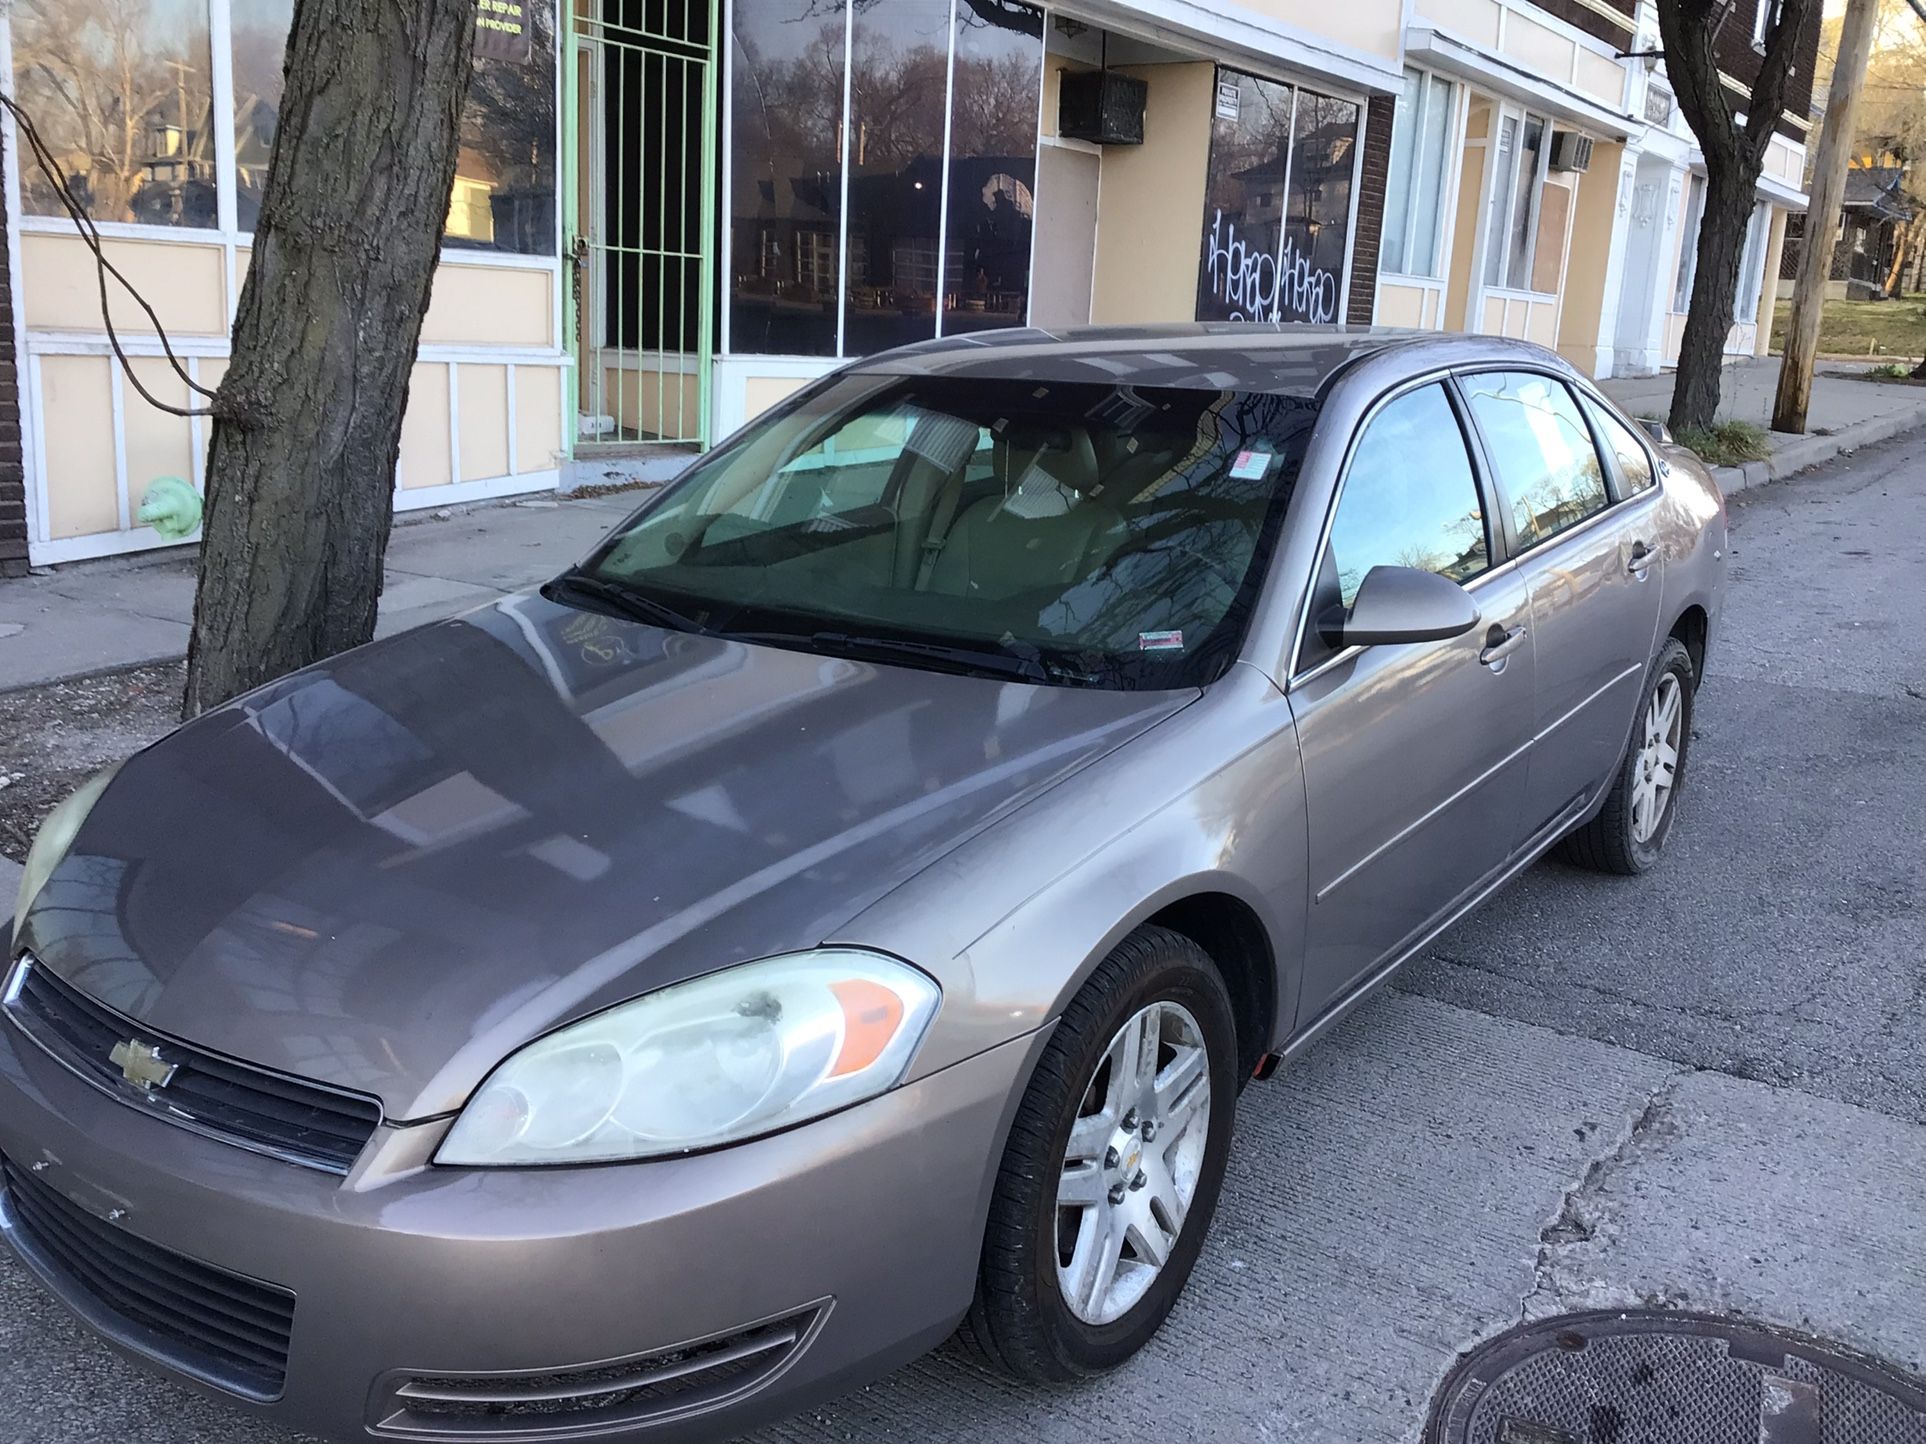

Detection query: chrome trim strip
xmin=1312 ymin=658 xmax=1643 ymax=904
xmin=1284 ymin=365 xmax=1475 ymax=686
xmin=1281 ymin=788 xmax=1599 ymax=1064
xmin=1287 ymin=361 xmax=1667 ymax=690
xmin=1 ymin=956 xmax=378 ymax=1176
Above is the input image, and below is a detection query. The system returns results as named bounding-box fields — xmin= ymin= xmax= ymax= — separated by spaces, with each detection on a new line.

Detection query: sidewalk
xmin=0 ymin=490 xmax=652 ymax=694
xmin=1598 ymin=357 xmax=1926 ymax=493
xmin=3 ymin=357 xmax=1923 ymax=696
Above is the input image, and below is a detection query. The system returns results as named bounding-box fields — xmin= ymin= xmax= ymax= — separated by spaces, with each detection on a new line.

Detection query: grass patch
xmin=1770 ymin=296 xmax=1926 ymax=360
xmin=1673 ymin=420 xmax=1772 ymax=468
xmin=1865 ymin=361 xmax=1924 ymax=381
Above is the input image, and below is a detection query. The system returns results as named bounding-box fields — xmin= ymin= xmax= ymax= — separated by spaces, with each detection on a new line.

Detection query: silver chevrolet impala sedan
xmin=3 ymin=326 xmax=1724 ymax=1441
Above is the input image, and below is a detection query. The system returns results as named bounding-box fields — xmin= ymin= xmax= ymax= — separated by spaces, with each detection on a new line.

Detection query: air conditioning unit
xmin=1550 ymin=131 xmax=1594 ymax=173
xmin=1058 ymin=70 xmax=1148 ymax=146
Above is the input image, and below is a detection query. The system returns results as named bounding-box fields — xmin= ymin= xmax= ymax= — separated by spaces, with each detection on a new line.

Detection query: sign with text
xmin=475 ymin=0 xmax=532 ymax=62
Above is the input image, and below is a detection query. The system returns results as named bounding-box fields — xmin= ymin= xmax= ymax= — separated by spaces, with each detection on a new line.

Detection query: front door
xmin=1458 ymin=371 xmax=1665 ymax=841
xmin=1287 ymin=381 xmax=1536 ymax=1021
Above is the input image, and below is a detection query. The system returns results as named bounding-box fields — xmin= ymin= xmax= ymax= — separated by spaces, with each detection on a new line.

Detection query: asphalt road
xmin=2 ymin=435 xmax=1922 ymax=1443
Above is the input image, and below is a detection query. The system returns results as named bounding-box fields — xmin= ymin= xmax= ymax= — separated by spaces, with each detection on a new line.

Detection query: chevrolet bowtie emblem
xmin=109 ymin=1039 xmax=177 ymax=1091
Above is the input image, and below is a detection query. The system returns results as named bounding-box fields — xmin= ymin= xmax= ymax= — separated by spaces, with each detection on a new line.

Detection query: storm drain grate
xmin=1425 ymin=1311 xmax=1926 ymax=1444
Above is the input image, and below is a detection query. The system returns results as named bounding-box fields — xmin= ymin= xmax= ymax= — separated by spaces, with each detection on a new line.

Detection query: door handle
xmin=1626 ymin=540 xmax=1655 ymax=575
xmin=1479 ymin=624 xmax=1528 ymax=668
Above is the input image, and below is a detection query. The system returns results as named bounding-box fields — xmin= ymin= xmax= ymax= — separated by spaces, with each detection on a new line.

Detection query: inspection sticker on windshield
xmin=1230 ymin=449 xmax=1273 ymax=480
xmin=1138 ymin=630 xmax=1185 ymax=652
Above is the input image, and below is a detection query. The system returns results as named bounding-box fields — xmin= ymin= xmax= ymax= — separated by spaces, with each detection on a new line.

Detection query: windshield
xmin=570 ymin=374 xmax=1318 ymax=690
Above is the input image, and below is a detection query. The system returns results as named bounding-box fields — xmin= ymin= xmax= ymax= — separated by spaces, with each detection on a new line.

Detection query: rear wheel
xmin=1559 ymin=637 xmax=1695 ymax=875
xmin=962 ymin=926 xmax=1238 ymax=1381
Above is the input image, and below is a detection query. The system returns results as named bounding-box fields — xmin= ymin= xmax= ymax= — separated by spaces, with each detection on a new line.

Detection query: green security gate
xmin=568 ymin=0 xmax=718 ymax=449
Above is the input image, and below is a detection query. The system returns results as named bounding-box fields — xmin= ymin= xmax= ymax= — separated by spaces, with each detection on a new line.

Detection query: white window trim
xmin=726 ymin=0 xmax=1049 ymax=363
xmin=6 ymin=2 xmax=566 ymax=270
xmin=1483 ymin=104 xmax=1554 ymax=297
xmin=1381 ymin=66 xmax=1464 ymax=284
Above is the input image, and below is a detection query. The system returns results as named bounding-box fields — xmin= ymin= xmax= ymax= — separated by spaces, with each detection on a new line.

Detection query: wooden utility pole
xmin=1773 ymin=0 xmax=1881 ymax=433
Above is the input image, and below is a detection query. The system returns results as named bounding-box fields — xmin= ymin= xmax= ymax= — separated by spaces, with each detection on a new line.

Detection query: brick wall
xmin=1348 ymin=94 xmax=1395 ymax=327
xmin=1525 ymin=0 xmax=1637 ymax=49
xmin=1712 ymin=0 xmax=1824 ymax=143
xmin=0 ymin=136 xmax=26 ymax=577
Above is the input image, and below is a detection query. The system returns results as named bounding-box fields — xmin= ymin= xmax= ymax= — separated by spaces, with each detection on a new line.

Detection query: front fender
xmin=837 ymin=663 xmax=1308 ymax=1085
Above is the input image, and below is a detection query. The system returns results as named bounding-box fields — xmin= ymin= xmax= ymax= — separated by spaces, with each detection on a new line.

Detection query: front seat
xmin=924 ymin=434 xmax=1125 ymax=600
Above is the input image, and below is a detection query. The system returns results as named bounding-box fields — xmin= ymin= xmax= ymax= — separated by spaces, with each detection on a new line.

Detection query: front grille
xmin=371 ymin=1306 xmax=824 ymax=1437
xmin=0 ymin=1156 xmax=295 ymax=1400
xmin=3 ymin=955 xmax=382 ymax=1173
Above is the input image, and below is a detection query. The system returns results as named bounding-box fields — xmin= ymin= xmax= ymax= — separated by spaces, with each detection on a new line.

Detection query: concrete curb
xmin=1709 ymin=401 xmax=1926 ymax=498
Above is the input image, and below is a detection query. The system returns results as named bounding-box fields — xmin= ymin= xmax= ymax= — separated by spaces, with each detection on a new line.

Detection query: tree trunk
xmin=1670 ymin=168 xmax=1755 ymax=434
xmin=183 ymin=0 xmax=476 ymax=717
xmin=1657 ymin=0 xmax=1818 ymax=435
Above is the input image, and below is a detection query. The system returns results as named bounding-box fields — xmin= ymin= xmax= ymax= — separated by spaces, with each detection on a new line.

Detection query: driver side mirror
xmin=1319 ymin=565 xmax=1481 ymax=649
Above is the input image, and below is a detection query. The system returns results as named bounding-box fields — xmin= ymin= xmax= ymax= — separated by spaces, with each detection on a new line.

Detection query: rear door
xmin=1287 ymin=380 xmax=1535 ymax=1020
xmin=1458 ymin=370 xmax=1666 ymax=845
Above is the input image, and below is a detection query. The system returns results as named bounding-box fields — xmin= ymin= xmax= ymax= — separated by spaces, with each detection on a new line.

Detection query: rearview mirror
xmin=1319 ymin=565 xmax=1481 ymax=649
xmin=1635 ymin=417 xmax=1674 ymax=446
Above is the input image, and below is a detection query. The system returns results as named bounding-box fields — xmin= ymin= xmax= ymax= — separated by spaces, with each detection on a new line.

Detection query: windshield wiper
xmin=732 ymin=628 xmax=1059 ymax=684
xmin=542 ymin=572 xmax=711 ymax=635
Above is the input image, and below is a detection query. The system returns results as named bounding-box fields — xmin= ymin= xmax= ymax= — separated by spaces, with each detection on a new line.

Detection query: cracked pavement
xmin=1 ymin=437 xmax=1922 ymax=1442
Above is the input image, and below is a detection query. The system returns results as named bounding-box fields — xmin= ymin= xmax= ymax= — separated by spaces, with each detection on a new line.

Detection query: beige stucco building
xmin=1372 ymin=0 xmax=1813 ymax=382
xmin=1 ymin=0 xmax=1818 ymax=570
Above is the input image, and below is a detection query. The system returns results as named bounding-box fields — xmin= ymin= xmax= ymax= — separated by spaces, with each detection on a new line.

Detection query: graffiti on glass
xmin=1203 ymin=210 xmax=1339 ymax=325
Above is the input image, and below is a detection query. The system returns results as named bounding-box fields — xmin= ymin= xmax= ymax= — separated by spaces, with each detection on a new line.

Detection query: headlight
xmin=13 ymin=763 xmax=120 ymax=935
xmin=436 ymin=949 xmax=940 ymax=1166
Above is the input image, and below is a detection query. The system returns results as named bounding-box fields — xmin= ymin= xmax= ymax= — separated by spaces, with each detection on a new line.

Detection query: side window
xmin=1305 ymin=383 xmax=1490 ymax=663
xmin=1582 ymin=397 xmax=1656 ymax=495
xmin=1461 ymin=371 xmax=1609 ymax=550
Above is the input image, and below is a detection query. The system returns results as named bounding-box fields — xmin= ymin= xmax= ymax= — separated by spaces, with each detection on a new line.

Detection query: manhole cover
xmin=1425 ymin=1311 xmax=1926 ymax=1444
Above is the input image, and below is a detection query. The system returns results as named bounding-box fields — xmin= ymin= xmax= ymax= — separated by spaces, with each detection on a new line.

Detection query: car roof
xmin=848 ymin=323 xmax=1579 ymax=399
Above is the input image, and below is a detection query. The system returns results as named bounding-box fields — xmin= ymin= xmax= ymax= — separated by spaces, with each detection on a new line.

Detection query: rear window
xmin=1461 ymin=371 xmax=1610 ymax=550
xmin=1583 ymin=397 xmax=1657 ymax=495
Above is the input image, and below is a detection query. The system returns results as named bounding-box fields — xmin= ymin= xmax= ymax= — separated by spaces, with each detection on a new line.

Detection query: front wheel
xmin=962 ymin=926 xmax=1239 ymax=1381
xmin=1559 ymin=636 xmax=1696 ymax=875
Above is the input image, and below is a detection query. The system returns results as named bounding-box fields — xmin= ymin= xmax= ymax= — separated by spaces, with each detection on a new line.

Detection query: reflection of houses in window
xmin=134 ymin=88 xmax=218 ymax=228
xmin=232 ymin=89 xmax=278 ymax=228
xmin=447 ymin=173 xmax=500 ymax=245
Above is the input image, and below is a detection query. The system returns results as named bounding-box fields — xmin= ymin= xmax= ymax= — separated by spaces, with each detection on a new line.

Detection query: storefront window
xmin=1198 ymin=71 xmax=1356 ymax=325
xmin=1197 ymin=71 xmax=1295 ymax=322
xmin=729 ymin=0 xmax=848 ymax=355
xmin=1674 ymin=174 xmax=1707 ymax=313
xmin=230 ymin=0 xmax=556 ymax=253
xmin=843 ymin=1 xmax=950 ymax=354
xmin=1282 ymin=89 xmax=1357 ymax=324
xmin=13 ymin=0 xmax=217 ymax=228
xmin=450 ymin=0 xmax=558 ymax=253
xmin=232 ymin=0 xmax=289 ymax=231
xmin=1485 ymin=109 xmax=1550 ymax=292
xmin=1382 ymin=68 xmax=1454 ymax=279
xmin=941 ymin=0 xmax=1043 ymax=337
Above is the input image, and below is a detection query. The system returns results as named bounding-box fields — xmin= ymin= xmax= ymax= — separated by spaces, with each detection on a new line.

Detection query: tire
xmin=961 ymin=925 xmax=1239 ymax=1382
xmin=1558 ymin=637 xmax=1696 ymax=875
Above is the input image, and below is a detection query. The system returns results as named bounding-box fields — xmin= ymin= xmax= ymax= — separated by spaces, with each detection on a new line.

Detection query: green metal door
xmin=568 ymin=0 xmax=717 ymax=450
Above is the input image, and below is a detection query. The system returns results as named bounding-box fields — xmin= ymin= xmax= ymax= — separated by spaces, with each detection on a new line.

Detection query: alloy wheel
xmin=1055 ymin=1000 xmax=1212 ymax=1326
xmin=1631 ymin=672 xmax=1683 ymax=844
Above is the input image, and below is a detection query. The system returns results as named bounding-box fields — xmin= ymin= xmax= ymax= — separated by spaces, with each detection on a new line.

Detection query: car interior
xmin=593 ymin=379 xmax=1319 ymax=681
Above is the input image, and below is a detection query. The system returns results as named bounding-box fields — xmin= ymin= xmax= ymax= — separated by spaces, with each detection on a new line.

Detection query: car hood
xmin=24 ymin=595 xmax=1191 ymax=1119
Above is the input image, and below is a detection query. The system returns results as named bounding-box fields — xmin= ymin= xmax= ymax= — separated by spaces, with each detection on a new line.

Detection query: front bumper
xmin=0 ymin=1009 xmax=1048 ymax=1442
